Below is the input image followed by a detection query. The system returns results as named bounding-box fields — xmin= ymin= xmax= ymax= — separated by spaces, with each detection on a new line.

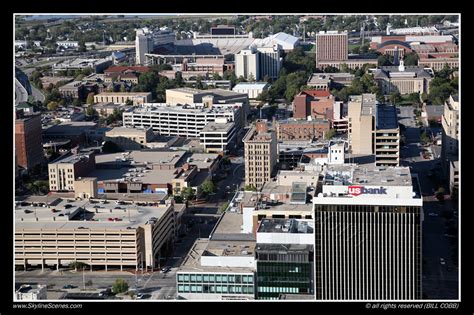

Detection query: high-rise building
xmin=235 ymin=47 xmax=260 ymax=81
xmin=315 ymin=31 xmax=348 ymax=69
xmin=15 ymin=112 xmax=44 ymax=170
xmin=256 ymin=45 xmax=281 ymax=79
xmin=243 ymin=120 xmax=277 ymax=190
xmin=441 ymin=94 xmax=459 ymax=182
xmin=347 ymin=94 xmax=377 ymax=155
xmin=313 ymin=164 xmax=423 ymax=300
xmin=135 ymin=28 xmax=154 ymax=65
xmin=348 ymin=95 xmax=400 ymax=166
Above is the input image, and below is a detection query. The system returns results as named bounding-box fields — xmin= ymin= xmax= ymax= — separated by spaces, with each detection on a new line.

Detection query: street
xmin=398 ymin=106 xmax=459 ymax=299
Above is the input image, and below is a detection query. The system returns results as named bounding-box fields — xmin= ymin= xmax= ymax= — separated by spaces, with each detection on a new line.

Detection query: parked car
xmin=63 ymin=284 xmax=77 ymax=289
xmin=161 ymin=267 xmax=171 ymax=273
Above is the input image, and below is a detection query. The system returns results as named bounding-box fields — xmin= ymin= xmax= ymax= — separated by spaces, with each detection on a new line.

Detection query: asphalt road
xmin=15 ymin=78 xmax=28 ymax=105
xmin=398 ymin=106 xmax=459 ymax=299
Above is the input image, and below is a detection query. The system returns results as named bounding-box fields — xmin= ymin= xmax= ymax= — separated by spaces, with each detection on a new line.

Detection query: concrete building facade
xmin=104 ymin=126 xmax=155 ymax=150
xmin=48 ymin=151 xmax=96 ymax=192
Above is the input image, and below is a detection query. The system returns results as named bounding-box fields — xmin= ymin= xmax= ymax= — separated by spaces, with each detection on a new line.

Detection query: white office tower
xmin=314 ymin=165 xmax=423 ymax=300
xmin=256 ymin=44 xmax=281 ymax=80
xmin=235 ymin=46 xmax=260 ymax=81
xmin=135 ymin=28 xmax=153 ymax=65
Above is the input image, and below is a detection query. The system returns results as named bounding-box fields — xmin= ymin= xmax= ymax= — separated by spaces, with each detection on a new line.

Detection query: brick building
xmin=15 ymin=111 xmax=44 ymax=170
xmin=292 ymin=90 xmax=335 ymax=120
xmin=275 ymin=119 xmax=330 ymax=141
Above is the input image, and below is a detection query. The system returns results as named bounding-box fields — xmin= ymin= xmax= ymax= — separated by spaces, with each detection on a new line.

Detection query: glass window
xmin=203 ymin=275 xmax=209 ymax=282
xmin=178 ymin=285 xmax=184 ymax=292
xmin=228 ymin=275 xmax=235 ymax=282
xmin=209 ymin=274 xmax=215 ymax=282
xmin=184 ymin=285 xmax=190 ymax=292
xmin=190 ymin=274 xmax=197 ymax=282
xmin=196 ymin=275 xmax=202 ymax=282
xmin=191 ymin=285 xmax=198 ymax=292
xmin=178 ymin=274 xmax=184 ymax=282
xmin=216 ymin=286 xmax=222 ymax=293
xmin=183 ymin=274 xmax=190 ymax=281
xmin=216 ymin=275 xmax=222 ymax=282
xmin=221 ymin=275 xmax=228 ymax=282
xmin=210 ymin=285 xmax=215 ymax=293
xmin=222 ymin=286 xmax=228 ymax=293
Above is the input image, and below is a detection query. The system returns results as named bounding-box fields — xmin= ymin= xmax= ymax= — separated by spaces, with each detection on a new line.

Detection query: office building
xmin=15 ymin=198 xmax=175 ymax=271
xmin=15 ymin=112 xmax=44 ymax=170
xmin=372 ymin=60 xmax=434 ymax=95
xmin=348 ymin=95 xmax=400 ymax=166
xmin=48 ymin=151 xmax=96 ymax=192
xmin=176 ymin=211 xmax=256 ymax=300
xmin=256 ymin=45 xmax=281 ymax=80
xmin=165 ymin=88 xmax=248 ymax=106
xmin=347 ymin=94 xmax=376 ymax=155
xmin=235 ymin=47 xmax=260 ymax=81
xmin=315 ymin=31 xmax=348 ymax=68
xmin=449 ymin=160 xmax=459 ymax=196
xmin=243 ymin=120 xmax=278 ymax=190
xmin=313 ymin=164 xmax=423 ymax=300
xmin=374 ymin=105 xmax=400 ymax=166
xmin=104 ymin=126 xmax=155 ymax=150
xmin=199 ymin=120 xmax=237 ymax=153
xmin=58 ymin=81 xmax=85 ymax=99
xmin=441 ymin=94 xmax=459 ymax=181
xmin=293 ymin=90 xmax=335 ymax=120
xmin=123 ymin=102 xmax=243 ymax=138
xmin=275 ymin=119 xmax=330 ymax=141
xmin=93 ymin=92 xmax=152 ymax=105
xmin=255 ymin=218 xmax=314 ymax=300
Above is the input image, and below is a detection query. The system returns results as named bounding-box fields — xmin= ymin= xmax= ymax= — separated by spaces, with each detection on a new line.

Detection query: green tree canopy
xmin=47 ymin=101 xmax=59 ymax=111
xmin=200 ymin=179 xmax=216 ymax=196
xmin=112 ymin=279 xmax=129 ymax=294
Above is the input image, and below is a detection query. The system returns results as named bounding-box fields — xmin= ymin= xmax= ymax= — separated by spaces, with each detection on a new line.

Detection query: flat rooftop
xmin=95 ymin=150 xmax=185 ymax=166
xmin=95 ymin=92 xmax=151 ymax=96
xmin=178 ymin=238 xmax=255 ymax=273
xmin=257 ymin=218 xmax=314 ymax=234
xmin=200 ymin=121 xmax=235 ymax=133
xmin=323 ymin=164 xmax=413 ymax=187
xmin=15 ymin=198 xmax=172 ymax=230
xmin=130 ymin=103 xmax=241 ymax=114
xmin=87 ymin=167 xmax=178 ymax=185
xmin=50 ymin=151 xmax=95 ymax=165
xmin=105 ymin=126 xmax=152 ymax=136
xmin=43 ymin=122 xmax=97 ymax=136
xmin=187 ymin=153 xmax=219 ymax=170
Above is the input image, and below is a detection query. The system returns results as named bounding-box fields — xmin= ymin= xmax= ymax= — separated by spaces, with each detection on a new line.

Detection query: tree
xmin=200 ymin=179 xmax=216 ymax=196
xmin=325 ymin=129 xmax=336 ymax=140
xmin=47 ymin=101 xmax=59 ymax=111
xmin=389 ymin=91 xmax=402 ymax=105
xmin=86 ymin=105 xmax=96 ymax=116
xmin=112 ymin=279 xmax=129 ymax=294
xmin=180 ymin=187 xmax=195 ymax=201
xmin=86 ymin=92 xmax=95 ymax=105
xmin=73 ymin=98 xmax=82 ymax=107
xmin=244 ymin=184 xmax=257 ymax=192
xmin=218 ymin=201 xmax=229 ymax=214
xmin=420 ymin=131 xmax=430 ymax=145
xmin=377 ymin=54 xmax=393 ymax=67
xmin=247 ymin=73 xmax=256 ymax=82
xmin=69 ymin=261 xmax=87 ymax=271
xmin=404 ymin=52 xmax=419 ymax=66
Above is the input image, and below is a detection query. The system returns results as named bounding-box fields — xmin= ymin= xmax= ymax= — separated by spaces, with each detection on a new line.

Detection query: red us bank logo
xmin=348 ymin=185 xmax=362 ymax=196
xmin=348 ymin=186 xmax=387 ymax=196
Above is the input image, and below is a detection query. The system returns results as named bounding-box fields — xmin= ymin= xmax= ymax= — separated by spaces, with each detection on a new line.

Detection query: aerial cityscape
xmin=14 ymin=13 xmax=459 ymax=303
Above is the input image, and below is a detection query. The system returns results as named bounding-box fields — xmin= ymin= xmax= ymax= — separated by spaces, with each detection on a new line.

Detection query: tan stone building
xmin=348 ymin=94 xmax=377 ymax=155
xmin=372 ymin=60 xmax=434 ymax=95
xmin=243 ymin=120 xmax=278 ymax=190
xmin=104 ymin=126 xmax=155 ymax=150
xmin=48 ymin=151 xmax=96 ymax=192
xmin=74 ymin=177 xmax=98 ymax=199
xmin=348 ymin=94 xmax=400 ymax=166
xmin=441 ymin=94 xmax=459 ymax=182
xmin=93 ymin=92 xmax=152 ymax=105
